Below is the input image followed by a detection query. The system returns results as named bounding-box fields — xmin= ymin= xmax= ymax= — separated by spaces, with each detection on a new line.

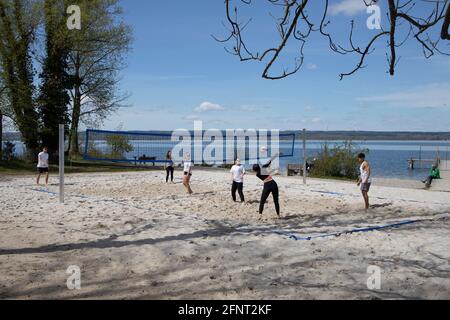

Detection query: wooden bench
xmin=134 ymin=156 xmax=157 ymax=166
xmin=287 ymin=164 xmax=304 ymax=176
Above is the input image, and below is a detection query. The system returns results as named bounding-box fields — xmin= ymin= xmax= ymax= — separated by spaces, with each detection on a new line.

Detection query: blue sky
xmin=103 ymin=0 xmax=450 ymax=132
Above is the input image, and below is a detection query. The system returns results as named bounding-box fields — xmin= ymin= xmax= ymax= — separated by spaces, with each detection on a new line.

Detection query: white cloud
xmin=312 ymin=117 xmax=322 ymax=124
xmin=304 ymin=106 xmax=313 ymax=111
xmin=194 ymin=101 xmax=225 ymax=113
xmin=307 ymin=63 xmax=318 ymax=70
xmin=329 ymin=0 xmax=368 ymax=16
xmin=356 ymin=83 xmax=450 ymax=109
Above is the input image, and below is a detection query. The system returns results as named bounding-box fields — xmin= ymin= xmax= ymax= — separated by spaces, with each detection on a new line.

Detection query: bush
xmin=311 ymin=141 xmax=368 ymax=180
xmin=2 ymin=141 xmax=16 ymax=161
xmin=106 ymin=134 xmax=133 ymax=159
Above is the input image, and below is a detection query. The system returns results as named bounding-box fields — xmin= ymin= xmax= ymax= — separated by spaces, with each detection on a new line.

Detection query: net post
xmin=303 ymin=129 xmax=307 ymax=185
xmin=84 ymin=129 xmax=90 ymax=159
xmin=59 ymin=124 xmax=65 ymax=204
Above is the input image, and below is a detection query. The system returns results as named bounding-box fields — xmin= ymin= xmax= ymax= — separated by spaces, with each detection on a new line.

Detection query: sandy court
xmin=0 ymin=169 xmax=450 ymax=299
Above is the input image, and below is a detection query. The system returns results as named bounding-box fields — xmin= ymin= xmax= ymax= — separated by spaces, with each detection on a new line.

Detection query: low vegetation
xmin=310 ymin=141 xmax=368 ymax=180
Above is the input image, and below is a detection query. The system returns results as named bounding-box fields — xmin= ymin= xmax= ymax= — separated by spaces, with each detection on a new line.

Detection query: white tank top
xmin=360 ymin=162 xmax=372 ymax=184
xmin=183 ymin=161 xmax=193 ymax=173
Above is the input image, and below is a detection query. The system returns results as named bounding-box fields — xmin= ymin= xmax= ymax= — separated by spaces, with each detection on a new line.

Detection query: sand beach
xmin=1 ymin=169 xmax=449 ymax=299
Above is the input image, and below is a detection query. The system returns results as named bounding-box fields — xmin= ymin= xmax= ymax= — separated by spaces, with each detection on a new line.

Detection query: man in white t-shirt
xmin=37 ymin=147 xmax=49 ymax=186
xmin=230 ymin=158 xmax=246 ymax=202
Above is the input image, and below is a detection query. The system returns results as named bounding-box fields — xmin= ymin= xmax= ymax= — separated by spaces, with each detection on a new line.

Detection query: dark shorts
xmin=38 ymin=167 xmax=49 ymax=174
xmin=183 ymin=172 xmax=192 ymax=176
xmin=361 ymin=183 xmax=371 ymax=192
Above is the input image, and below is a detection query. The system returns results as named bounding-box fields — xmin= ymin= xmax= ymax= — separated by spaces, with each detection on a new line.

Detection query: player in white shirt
xmin=230 ymin=158 xmax=245 ymax=202
xmin=182 ymin=153 xmax=193 ymax=194
xmin=357 ymin=153 xmax=372 ymax=210
xmin=37 ymin=147 xmax=49 ymax=186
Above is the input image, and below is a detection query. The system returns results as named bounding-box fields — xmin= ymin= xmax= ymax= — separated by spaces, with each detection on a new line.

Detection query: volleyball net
xmin=83 ymin=129 xmax=296 ymax=165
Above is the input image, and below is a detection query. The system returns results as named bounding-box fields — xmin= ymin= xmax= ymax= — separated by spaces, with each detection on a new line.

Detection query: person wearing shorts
xmin=182 ymin=153 xmax=193 ymax=194
xmin=357 ymin=153 xmax=372 ymax=210
xmin=37 ymin=147 xmax=49 ymax=186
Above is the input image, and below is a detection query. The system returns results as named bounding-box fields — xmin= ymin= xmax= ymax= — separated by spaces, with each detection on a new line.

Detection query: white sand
xmin=0 ymin=169 xmax=449 ymax=300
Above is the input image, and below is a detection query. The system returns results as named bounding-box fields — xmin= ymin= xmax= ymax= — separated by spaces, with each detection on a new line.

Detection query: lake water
xmin=282 ymin=140 xmax=449 ymax=180
xmin=4 ymin=139 xmax=449 ymax=180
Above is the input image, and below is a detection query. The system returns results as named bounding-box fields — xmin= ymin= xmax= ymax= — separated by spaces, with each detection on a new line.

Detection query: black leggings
xmin=232 ymin=181 xmax=245 ymax=202
xmin=166 ymin=166 xmax=174 ymax=182
xmin=259 ymin=180 xmax=280 ymax=215
xmin=425 ymin=175 xmax=434 ymax=187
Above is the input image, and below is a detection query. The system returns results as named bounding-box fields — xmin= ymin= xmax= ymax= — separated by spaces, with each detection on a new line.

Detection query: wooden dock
xmin=407 ymin=158 xmax=439 ymax=170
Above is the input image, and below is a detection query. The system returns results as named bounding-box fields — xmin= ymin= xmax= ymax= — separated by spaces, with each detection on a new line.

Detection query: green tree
xmin=106 ymin=133 xmax=132 ymax=159
xmin=311 ymin=141 xmax=367 ymax=180
xmin=1 ymin=81 xmax=15 ymax=160
xmin=66 ymin=0 xmax=132 ymax=157
xmin=0 ymin=0 xmax=39 ymax=158
xmin=2 ymin=140 xmax=15 ymax=160
xmin=37 ymin=0 xmax=71 ymax=155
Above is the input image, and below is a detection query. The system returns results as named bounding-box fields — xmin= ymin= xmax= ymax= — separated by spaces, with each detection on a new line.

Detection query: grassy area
xmin=0 ymin=159 xmax=160 ymax=175
xmin=0 ymin=160 xmax=37 ymax=175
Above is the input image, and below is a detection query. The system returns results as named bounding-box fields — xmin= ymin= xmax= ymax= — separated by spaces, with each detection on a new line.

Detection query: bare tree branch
xmin=216 ymin=0 xmax=450 ymax=80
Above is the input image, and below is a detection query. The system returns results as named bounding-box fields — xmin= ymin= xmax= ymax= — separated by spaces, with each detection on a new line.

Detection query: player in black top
xmin=253 ymin=154 xmax=280 ymax=218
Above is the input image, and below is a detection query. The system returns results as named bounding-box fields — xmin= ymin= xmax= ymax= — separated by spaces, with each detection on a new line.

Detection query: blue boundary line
xmin=28 ymin=188 xmax=446 ymax=241
xmin=30 ymin=188 xmax=91 ymax=199
xmin=276 ymin=219 xmax=424 ymax=241
xmin=311 ymin=190 xmax=346 ymax=196
xmin=310 ymin=189 xmax=449 ymax=206
xmin=30 ymin=188 xmax=59 ymax=196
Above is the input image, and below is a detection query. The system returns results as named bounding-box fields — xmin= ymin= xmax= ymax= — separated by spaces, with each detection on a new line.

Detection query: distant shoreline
xmin=3 ymin=130 xmax=450 ymax=141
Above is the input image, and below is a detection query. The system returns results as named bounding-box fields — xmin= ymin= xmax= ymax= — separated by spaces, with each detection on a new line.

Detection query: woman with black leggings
xmin=253 ymin=159 xmax=280 ymax=218
xmin=165 ymin=151 xmax=174 ymax=183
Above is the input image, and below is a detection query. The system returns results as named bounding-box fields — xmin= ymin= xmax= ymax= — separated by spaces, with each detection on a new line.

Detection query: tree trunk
xmin=442 ymin=3 xmax=450 ymax=40
xmin=0 ymin=110 xmax=3 ymax=160
xmin=69 ymin=93 xmax=81 ymax=157
xmin=68 ymin=54 xmax=81 ymax=157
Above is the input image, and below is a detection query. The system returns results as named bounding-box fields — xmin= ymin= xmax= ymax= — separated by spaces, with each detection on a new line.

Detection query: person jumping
xmin=253 ymin=153 xmax=281 ymax=218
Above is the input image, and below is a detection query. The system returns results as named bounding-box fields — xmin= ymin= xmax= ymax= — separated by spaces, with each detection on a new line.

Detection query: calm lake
xmin=5 ymin=140 xmax=450 ymax=180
